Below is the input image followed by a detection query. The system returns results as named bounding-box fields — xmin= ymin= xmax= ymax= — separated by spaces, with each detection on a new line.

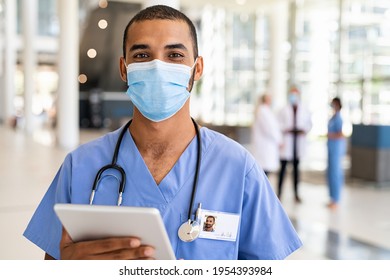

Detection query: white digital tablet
xmin=54 ymin=203 xmax=176 ymax=260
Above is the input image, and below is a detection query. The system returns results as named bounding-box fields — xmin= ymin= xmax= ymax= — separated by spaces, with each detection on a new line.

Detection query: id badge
xmin=198 ymin=209 xmax=240 ymax=242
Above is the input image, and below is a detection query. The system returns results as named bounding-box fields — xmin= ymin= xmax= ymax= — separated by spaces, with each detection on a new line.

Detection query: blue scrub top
xmin=24 ymin=125 xmax=302 ymax=260
xmin=328 ymin=112 xmax=342 ymax=135
xmin=328 ymin=112 xmax=345 ymax=150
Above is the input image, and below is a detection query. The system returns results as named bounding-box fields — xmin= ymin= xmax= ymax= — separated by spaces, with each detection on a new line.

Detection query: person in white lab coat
xmin=277 ymin=86 xmax=312 ymax=203
xmin=251 ymin=94 xmax=282 ymax=176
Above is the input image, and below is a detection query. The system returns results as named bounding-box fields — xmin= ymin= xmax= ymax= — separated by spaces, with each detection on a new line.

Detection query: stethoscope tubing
xmin=89 ymin=118 xmax=202 ymax=222
xmin=89 ymin=119 xmax=131 ymax=206
xmin=187 ymin=118 xmax=202 ymax=222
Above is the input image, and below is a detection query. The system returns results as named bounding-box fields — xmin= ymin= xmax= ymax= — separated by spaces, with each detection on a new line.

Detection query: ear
xmin=193 ymin=56 xmax=204 ymax=81
xmin=119 ymin=57 xmax=127 ymax=82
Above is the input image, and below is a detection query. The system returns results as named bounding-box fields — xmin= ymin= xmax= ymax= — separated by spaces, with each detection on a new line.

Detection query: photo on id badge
xmin=199 ymin=209 xmax=240 ymax=241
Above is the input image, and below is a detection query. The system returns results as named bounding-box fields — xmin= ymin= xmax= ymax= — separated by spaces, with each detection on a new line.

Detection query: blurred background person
xmin=277 ymin=86 xmax=312 ymax=203
xmin=327 ymin=97 xmax=346 ymax=210
xmin=251 ymin=94 xmax=282 ymax=177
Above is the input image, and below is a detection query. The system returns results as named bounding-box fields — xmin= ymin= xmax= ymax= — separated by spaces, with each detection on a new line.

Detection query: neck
xmin=129 ymin=109 xmax=197 ymax=185
xmin=129 ymin=110 xmax=196 ymax=155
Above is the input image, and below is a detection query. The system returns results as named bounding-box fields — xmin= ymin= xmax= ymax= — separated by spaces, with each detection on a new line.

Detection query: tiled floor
xmin=1 ymin=124 xmax=389 ymax=260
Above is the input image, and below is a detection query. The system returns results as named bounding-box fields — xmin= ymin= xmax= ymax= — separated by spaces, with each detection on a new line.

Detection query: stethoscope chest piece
xmin=178 ymin=219 xmax=200 ymax=242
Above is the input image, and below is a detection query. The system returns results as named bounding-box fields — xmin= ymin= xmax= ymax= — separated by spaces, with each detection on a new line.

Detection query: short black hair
xmin=122 ymin=5 xmax=198 ymax=60
xmin=206 ymin=216 xmax=215 ymax=222
xmin=332 ymin=97 xmax=342 ymax=109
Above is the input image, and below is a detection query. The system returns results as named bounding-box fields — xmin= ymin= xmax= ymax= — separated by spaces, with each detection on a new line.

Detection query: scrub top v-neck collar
xmin=117 ymin=127 xmax=201 ymax=207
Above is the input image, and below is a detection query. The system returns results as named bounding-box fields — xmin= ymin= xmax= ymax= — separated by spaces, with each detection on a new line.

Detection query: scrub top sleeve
xmin=23 ymin=153 xmax=73 ymax=260
xmin=238 ymin=163 xmax=302 ymax=260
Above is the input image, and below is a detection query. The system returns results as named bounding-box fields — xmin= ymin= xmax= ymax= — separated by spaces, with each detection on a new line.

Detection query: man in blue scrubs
xmin=24 ymin=5 xmax=302 ymax=260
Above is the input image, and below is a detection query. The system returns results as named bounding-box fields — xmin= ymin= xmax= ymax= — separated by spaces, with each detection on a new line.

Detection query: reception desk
xmin=350 ymin=124 xmax=390 ymax=182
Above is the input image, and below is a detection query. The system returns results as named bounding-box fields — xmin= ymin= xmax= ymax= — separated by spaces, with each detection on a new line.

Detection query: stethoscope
xmin=89 ymin=118 xmax=203 ymax=242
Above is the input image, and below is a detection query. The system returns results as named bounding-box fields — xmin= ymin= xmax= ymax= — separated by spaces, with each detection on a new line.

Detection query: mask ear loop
xmin=123 ymin=59 xmax=129 ymax=83
xmin=188 ymin=57 xmax=198 ymax=92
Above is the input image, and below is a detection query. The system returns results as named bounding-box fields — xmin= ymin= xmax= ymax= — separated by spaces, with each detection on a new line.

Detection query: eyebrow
xmin=129 ymin=43 xmax=188 ymax=52
xmin=165 ymin=43 xmax=188 ymax=51
xmin=130 ymin=44 xmax=149 ymax=52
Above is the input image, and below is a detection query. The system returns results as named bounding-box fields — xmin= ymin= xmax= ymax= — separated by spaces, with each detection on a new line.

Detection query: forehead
xmin=126 ymin=19 xmax=193 ymax=52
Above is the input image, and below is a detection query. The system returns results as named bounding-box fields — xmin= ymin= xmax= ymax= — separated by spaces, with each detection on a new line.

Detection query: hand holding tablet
xmin=54 ymin=203 xmax=176 ymax=260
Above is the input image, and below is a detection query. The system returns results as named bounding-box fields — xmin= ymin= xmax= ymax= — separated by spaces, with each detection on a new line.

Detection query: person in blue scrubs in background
xmin=327 ymin=97 xmax=346 ymax=210
xmin=24 ymin=5 xmax=302 ymax=260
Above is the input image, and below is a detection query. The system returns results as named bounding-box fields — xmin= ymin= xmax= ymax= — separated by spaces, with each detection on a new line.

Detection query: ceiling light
xmin=98 ymin=0 xmax=108 ymax=9
xmin=87 ymin=49 xmax=97 ymax=58
xmin=98 ymin=19 xmax=108 ymax=29
xmin=78 ymin=74 xmax=88 ymax=84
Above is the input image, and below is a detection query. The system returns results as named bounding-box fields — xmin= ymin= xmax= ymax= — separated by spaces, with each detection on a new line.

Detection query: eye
xmin=169 ymin=52 xmax=183 ymax=58
xmin=133 ymin=53 xmax=149 ymax=61
xmin=168 ymin=52 xmax=185 ymax=61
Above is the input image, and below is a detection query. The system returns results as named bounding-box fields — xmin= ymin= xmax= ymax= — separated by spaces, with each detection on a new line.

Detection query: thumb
xmin=60 ymin=227 xmax=76 ymax=260
xmin=61 ymin=227 xmax=74 ymax=246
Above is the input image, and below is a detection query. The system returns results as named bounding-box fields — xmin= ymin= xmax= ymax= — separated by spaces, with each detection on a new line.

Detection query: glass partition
xmin=193 ymin=0 xmax=390 ymax=134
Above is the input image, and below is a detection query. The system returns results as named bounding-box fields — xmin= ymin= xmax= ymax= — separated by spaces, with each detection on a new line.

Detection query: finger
xmin=106 ymin=244 xmax=155 ymax=260
xmin=77 ymin=237 xmax=141 ymax=256
xmin=93 ymin=245 xmax=155 ymax=260
xmin=60 ymin=227 xmax=80 ymax=260
xmin=137 ymin=246 xmax=155 ymax=259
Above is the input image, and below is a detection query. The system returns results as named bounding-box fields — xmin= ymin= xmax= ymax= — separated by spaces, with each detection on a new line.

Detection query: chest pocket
xmin=175 ymin=213 xmax=238 ymax=260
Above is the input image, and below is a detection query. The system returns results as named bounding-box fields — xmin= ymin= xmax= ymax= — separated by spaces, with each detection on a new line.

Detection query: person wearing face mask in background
xmin=23 ymin=5 xmax=302 ymax=260
xmin=277 ymin=86 xmax=312 ymax=203
xmin=327 ymin=97 xmax=346 ymax=210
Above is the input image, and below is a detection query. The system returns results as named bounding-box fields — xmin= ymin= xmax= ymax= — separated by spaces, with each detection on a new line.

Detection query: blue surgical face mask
xmin=288 ymin=93 xmax=298 ymax=105
xmin=125 ymin=59 xmax=197 ymax=122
